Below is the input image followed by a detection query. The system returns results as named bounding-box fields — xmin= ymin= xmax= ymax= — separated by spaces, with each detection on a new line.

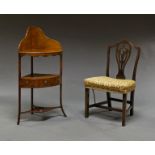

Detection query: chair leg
xmin=130 ymin=91 xmax=135 ymax=116
xmin=122 ymin=94 xmax=127 ymax=126
xmin=106 ymin=92 xmax=112 ymax=110
xmin=17 ymin=87 xmax=21 ymax=125
xmin=92 ymin=89 xmax=96 ymax=104
xmin=85 ymin=88 xmax=89 ymax=118
xmin=60 ymin=84 xmax=67 ymax=117
xmin=31 ymin=88 xmax=34 ymax=114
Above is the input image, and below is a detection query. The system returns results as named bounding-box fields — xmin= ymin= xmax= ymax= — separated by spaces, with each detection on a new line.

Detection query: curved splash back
xmin=18 ymin=26 xmax=62 ymax=54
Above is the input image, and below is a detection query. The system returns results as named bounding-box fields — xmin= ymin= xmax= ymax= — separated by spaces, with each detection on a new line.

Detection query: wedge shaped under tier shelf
xmin=21 ymin=105 xmax=61 ymax=114
xmin=20 ymin=73 xmax=60 ymax=88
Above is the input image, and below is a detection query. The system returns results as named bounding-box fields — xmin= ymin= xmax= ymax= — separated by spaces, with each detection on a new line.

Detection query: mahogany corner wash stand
xmin=17 ymin=26 xmax=67 ymax=125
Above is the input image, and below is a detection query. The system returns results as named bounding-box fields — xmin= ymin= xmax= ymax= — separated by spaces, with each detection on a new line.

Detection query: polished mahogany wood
xmin=17 ymin=55 xmax=21 ymax=125
xmin=59 ymin=54 xmax=67 ymax=117
xmin=20 ymin=73 xmax=60 ymax=88
xmin=122 ymin=94 xmax=127 ymax=126
xmin=106 ymin=40 xmax=141 ymax=80
xmin=17 ymin=26 xmax=67 ymax=125
xmin=85 ymin=88 xmax=89 ymax=118
xmin=31 ymin=56 xmax=34 ymax=114
xmin=21 ymin=105 xmax=61 ymax=114
xmin=116 ymin=42 xmax=131 ymax=79
xmin=18 ymin=26 xmax=62 ymax=56
xmin=85 ymin=39 xmax=141 ymax=126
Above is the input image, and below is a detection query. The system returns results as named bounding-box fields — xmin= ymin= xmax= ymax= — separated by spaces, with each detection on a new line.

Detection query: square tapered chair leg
xmin=85 ymin=88 xmax=89 ymax=118
xmin=122 ymin=94 xmax=127 ymax=126
xmin=130 ymin=91 xmax=135 ymax=116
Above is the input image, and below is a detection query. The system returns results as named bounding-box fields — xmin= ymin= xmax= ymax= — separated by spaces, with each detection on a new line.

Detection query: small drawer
xmin=20 ymin=73 xmax=60 ymax=88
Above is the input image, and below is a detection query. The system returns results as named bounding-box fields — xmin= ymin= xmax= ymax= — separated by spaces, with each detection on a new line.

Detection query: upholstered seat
xmin=84 ymin=76 xmax=136 ymax=94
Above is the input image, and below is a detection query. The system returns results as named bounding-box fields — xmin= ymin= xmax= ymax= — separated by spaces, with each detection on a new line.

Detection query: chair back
xmin=106 ymin=40 xmax=141 ymax=80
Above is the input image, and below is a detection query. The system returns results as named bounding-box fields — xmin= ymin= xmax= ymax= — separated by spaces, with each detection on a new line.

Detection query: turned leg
xmin=85 ymin=88 xmax=89 ymax=118
xmin=122 ymin=94 xmax=127 ymax=126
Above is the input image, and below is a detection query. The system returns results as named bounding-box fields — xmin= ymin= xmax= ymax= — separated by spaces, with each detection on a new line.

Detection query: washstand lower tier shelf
xmin=19 ymin=73 xmax=60 ymax=88
xmin=21 ymin=105 xmax=61 ymax=114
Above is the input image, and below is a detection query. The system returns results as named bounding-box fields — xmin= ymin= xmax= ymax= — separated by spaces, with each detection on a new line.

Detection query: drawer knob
xmin=44 ymin=80 xmax=48 ymax=84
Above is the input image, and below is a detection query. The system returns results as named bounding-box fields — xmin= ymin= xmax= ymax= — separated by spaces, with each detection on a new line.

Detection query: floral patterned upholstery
xmin=84 ymin=76 xmax=136 ymax=94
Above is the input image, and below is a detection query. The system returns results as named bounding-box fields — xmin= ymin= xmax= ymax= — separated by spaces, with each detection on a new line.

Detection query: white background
xmin=0 ymin=0 xmax=155 ymax=14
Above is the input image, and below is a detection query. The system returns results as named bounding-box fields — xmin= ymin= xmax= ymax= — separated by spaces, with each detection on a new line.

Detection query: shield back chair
xmin=84 ymin=40 xmax=141 ymax=126
xmin=17 ymin=26 xmax=67 ymax=125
